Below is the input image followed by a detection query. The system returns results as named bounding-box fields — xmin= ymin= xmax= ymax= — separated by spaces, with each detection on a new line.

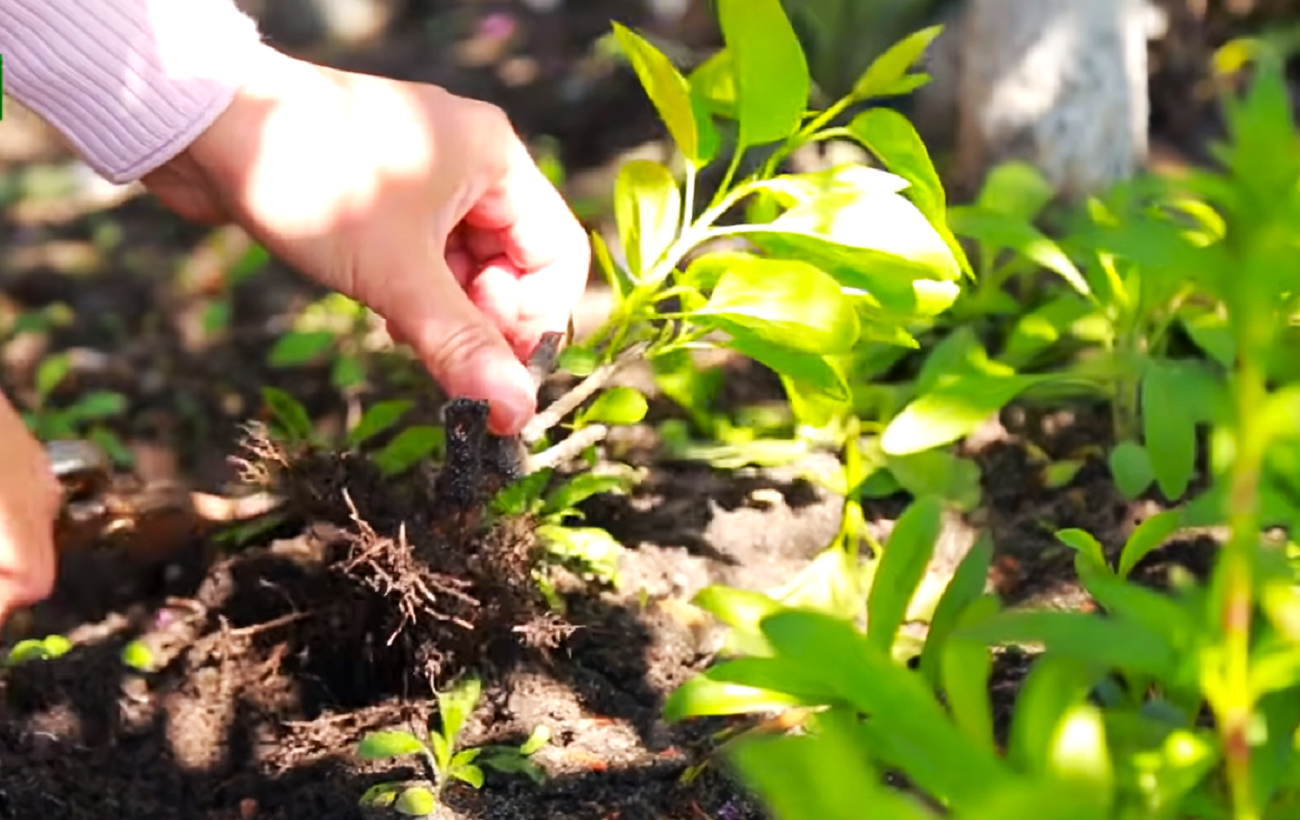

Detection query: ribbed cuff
xmin=0 ymin=0 xmax=267 ymax=183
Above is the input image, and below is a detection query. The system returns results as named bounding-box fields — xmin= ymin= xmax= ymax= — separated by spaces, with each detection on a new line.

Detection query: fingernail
xmin=492 ymin=362 xmax=538 ymax=435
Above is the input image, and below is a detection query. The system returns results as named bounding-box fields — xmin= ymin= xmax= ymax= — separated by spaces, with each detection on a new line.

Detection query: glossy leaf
xmin=717 ymin=0 xmax=809 ymax=148
xmin=614 ymin=159 xmax=680 ymax=277
xmin=663 ymin=662 xmax=816 ymax=721
xmin=1006 ymin=655 xmax=1096 ymax=776
xmin=696 ymin=257 xmax=859 ymax=354
xmin=848 ymin=107 xmax=971 ymax=278
xmin=688 ymin=48 xmax=736 ymax=119
xmin=612 ymin=23 xmax=717 ymax=166
xmin=852 ymin=25 xmax=943 ymax=101
xmin=881 ymin=373 xmax=1036 ymax=455
xmin=866 ymin=495 xmax=942 ymax=654
xmin=578 ymin=386 xmax=649 ymax=426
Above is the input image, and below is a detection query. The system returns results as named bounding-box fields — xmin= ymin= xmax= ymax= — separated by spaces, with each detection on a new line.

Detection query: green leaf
xmin=611 ymin=23 xmax=717 ymax=166
xmin=63 ymin=391 xmax=128 ymax=423
xmin=688 ymin=48 xmax=736 ymax=119
xmin=852 ymin=25 xmax=943 ymax=101
xmin=696 ymin=257 xmax=858 ymax=354
xmin=557 ymin=343 xmax=599 ymax=378
xmin=347 ymin=399 xmax=414 ymax=448
xmin=577 ymin=386 xmax=648 ymax=426
xmin=330 ymin=353 xmax=366 ymax=389
xmin=755 ymin=611 xmax=1014 ymax=803
xmin=519 ymin=725 xmax=552 ymax=756
xmin=884 ymin=449 xmax=982 ymax=512
xmin=358 ymin=782 xmax=403 ymax=808
xmin=1109 ymin=440 xmax=1155 ymax=499
xmin=1180 ymin=305 xmax=1236 ymax=367
xmin=394 ymin=785 xmax=437 ymax=816
xmin=1141 ymin=360 xmax=1199 ymax=500
xmin=260 ymin=386 xmax=314 ymax=443
xmin=267 ymin=329 xmax=335 ymax=367
xmin=728 ymin=724 xmax=930 ymax=820
xmin=941 ymin=597 xmax=999 ymax=754
xmin=881 ymin=373 xmax=1035 ymax=455
xmin=542 ymin=473 xmax=631 ymax=517
xmin=847 ymin=107 xmax=971 ymax=278
xmin=614 ymin=159 xmax=680 ymax=278
xmin=716 ymin=0 xmax=809 ymax=149
xmin=372 ymin=425 xmax=444 ymax=476
xmin=949 ymin=205 xmax=1090 ymax=297
xmin=1056 ymin=529 xmax=1109 ymax=573
xmin=1006 ymin=655 xmax=1097 ymax=776
xmin=756 ymin=163 xmax=963 ymax=282
xmin=437 ymin=674 xmax=482 ymax=743
xmin=866 ymin=495 xmax=942 ymax=654
xmin=1117 ymin=510 xmax=1182 ymax=580
xmin=663 ymin=664 xmax=813 ymax=720
xmin=693 ymin=585 xmax=783 ymax=653
xmin=959 ymin=611 xmax=1176 ymax=678
xmin=918 ymin=537 xmax=995 ymax=689
xmin=449 ymin=763 xmax=485 ymax=790
xmin=451 ymin=747 xmax=482 ymax=767
xmin=120 ymin=639 xmax=154 ymax=672
xmin=976 ymin=161 xmax=1055 ymax=221
xmin=1045 ymin=703 xmax=1116 ymax=808
xmin=357 ymin=730 xmax=427 ymax=760
xmin=591 ymin=229 xmax=633 ymax=298
xmin=35 ymin=354 xmax=71 ymax=402
xmin=724 ymin=331 xmax=850 ymax=405
xmin=537 ymin=524 xmax=624 ymax=585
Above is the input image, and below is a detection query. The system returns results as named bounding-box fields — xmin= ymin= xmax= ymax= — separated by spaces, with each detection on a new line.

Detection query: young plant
xmin=356 ymin=675 xmax=487 ymax=816
xmin=671 ymin=41 xmax=1300 ymax=820
xmin=22 ymin=351 xmax=132 ymax=466
xmin=5 ymin=634 xmax=73 ymax=667
xmin=573 ymin=0 xmax=966 ymax=451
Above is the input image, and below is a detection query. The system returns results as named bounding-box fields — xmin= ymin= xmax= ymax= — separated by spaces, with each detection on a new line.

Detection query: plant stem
xmin=680 ymin=163 xmax=697 ymax=239
xmin=1219 ymin=359 xmax=1266 ymax=820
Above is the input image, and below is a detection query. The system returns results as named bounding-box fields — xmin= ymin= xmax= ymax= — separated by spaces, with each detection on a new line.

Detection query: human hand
xmin=142 ymin=46 xmax=589 ymax=436
xmin=0 ymin=392 xmax=64 ymax=627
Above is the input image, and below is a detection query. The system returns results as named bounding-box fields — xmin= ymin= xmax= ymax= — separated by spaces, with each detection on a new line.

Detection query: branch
xmin=525 ymin=425 xmax=608 ymax=473
xmin=521 ymin=341 xmax=648 ymax=446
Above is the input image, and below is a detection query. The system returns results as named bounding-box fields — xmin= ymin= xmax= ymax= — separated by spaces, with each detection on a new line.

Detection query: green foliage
xmin=657 ymin=36 xmax=1300 ymax=820
xmin=21 ymin=351 xmax=131 ymax=466
xmin=356 ymin=676 xmax=550 ymax=815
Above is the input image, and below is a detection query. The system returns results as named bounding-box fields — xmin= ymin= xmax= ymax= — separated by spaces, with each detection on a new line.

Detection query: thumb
xmin=380 ymin=257 xmax=538 ymax=436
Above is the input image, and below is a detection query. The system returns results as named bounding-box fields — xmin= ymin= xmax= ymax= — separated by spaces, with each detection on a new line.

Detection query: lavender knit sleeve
xmin=0 ymin=0 xmax=266 ymax=183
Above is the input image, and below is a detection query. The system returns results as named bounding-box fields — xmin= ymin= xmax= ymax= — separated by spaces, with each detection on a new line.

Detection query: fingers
xmin=379 ymin=254 xmax=539 ymax=436
xmin=464 ymin=137 xmax=590 ymax=351
xmin=0 ymin=396 xmax=60 ymax=624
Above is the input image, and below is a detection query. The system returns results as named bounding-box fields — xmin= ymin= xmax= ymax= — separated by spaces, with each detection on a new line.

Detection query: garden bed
xmin=0 ymin=1 xmax=1271 ymax=818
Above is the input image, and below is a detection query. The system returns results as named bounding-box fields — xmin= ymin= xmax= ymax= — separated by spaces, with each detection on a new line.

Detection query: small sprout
xmin=120 ymin=639 xmax=155 ymax=672
xmin=6 ymin=634 xmax=73 ymax=666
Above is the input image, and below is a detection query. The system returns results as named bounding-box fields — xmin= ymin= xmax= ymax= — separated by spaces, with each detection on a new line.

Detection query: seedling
xmin=5 ymin=634 xmax=72 ymax=666
xmin=356 ymin=675 xmax=548 ymax=816
xmin=22 ymin=352 xmax=132 ymax=467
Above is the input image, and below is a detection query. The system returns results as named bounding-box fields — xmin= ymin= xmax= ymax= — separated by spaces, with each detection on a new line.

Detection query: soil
xmin=0 ymin=2 xmax=1272 ymax=818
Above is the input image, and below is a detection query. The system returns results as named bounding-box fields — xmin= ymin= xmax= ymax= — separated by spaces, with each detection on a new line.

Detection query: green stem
xmin=1219 ymin=360 xmax=1266 ymax=820
xmin=680 ymin=163 xmax=697 ymax=238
